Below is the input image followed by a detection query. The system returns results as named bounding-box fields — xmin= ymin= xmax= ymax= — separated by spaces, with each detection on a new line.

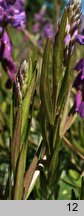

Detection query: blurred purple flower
xmin=0 ymin=31 xmax=12 ymax=60
xmin=74 ymin=58 xmax=84 ymax=80
xmin=33 ymin=23 xmax=40 ymax=33
xmin=0 ymin=0 xmax=26 ymax=29
xmin=33 ymin=4 xmax=54 ymax=46
xmin=76 ymin=34 xmax=84 ymax=45
xmin=0 ymin=31 xmax=16 ymax=80
xmin=75 ymin=90 xmax=84 ymax=118
xmin=0 ymin=0 xmax=26 ymax=80
xmin=73 ymin=72 xmax=82 ymax=89
xmin=73 ymin=58 xmax=84 ymax=119
xmin=42 ymin=22 xmax=54 ymax=38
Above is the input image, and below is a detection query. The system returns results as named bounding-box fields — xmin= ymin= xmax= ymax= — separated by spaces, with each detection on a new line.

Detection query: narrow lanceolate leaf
xmin=23 ymin=155 xmax=39 ymax=200
xmin=53 ymin=9 xmax=67 ymax=83
xmin=11 ymin=104 xmax=22 ymax=172
xmin=23 ymin=142 xmax=43 ymax=200
xmin=21 ymin=71 xmax=37 ymax=144
xmin=59 ymin=84 xmax=71 ymax=138
xmin=57 ymin=43 xmax=72 ymax=111
xmin=40 ymin=38 xmax=54 ymax=126
xmin=14 ymin=142 xmax=27 ymax=200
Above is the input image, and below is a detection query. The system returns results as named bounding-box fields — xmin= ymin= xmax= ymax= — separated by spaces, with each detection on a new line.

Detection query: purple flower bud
xmin=64 ymin=34 xmax=71 ymax=46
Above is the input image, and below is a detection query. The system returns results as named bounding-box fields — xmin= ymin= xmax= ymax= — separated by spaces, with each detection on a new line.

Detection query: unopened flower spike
xmin=64 ymin=0 xmax=83 ymax=61
xmin=15 ymin=75 xmax=22 ymax=105
xmin=15 ymin=59 xmax=33 ymax=104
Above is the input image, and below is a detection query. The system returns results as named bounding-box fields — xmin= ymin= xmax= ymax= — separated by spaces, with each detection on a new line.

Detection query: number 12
xmin=67 ymin=203 xmax=78 ymax=211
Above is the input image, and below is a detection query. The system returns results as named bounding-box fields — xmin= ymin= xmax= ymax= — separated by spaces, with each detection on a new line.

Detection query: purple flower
xmin=42 ymin=22 xmax=54 ymax=38
xmin=0 ymin=31 xmax=12 ymax=60
xmin=10 ymin=11 xmax=26 ymax=29
xmin=0 ymin=0 xmax=26 ymax=80
xmin=33 ymin=4 xmax=54 ymax=46
xmin=73 ymin=59 xmax=84 ymax=89
xmin=78 ymin=102 xmax=84 ymax=118
xmin=64 ymin=34 xmax=71 ymax=46
xmin=73 ymin=58 xmax=84 ymax=119
xmin=33 ymin=23 xmax=40 ymax=33
xmin=73 ymin=72 xmax=83 ymax=89
xmin=0 ymin=31 xmax=16 ymax=80
xmin=76 ymin=34 xmax=84 ymax=45
xmin=75 ymin=90 xmax=82 ymax=111
xmin=74 ymin=58 xmax=84 ymax=80
xmin=0 ymin=0 xmax=26 ymax=29
xmin=75 ymin=90 xmax=84 ymax=119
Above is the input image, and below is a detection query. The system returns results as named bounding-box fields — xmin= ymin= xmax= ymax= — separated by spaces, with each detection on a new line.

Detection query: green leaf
xmin=40 ymin=38 xmax=54 ymax=126
xmin=53 ymin=8 xmax=67 ymax=102
xmin=57 ymin=43 xmax=71 ymax=112
xmin=21 ymin=71 xmax=37 ymax=145
xmin=23 ymin=142 xmax=43 ymax=200
xmin=23 ymin=154 xmax=39 ymax=200
xmin=59 ymin=84 xmax=71 ymax=138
